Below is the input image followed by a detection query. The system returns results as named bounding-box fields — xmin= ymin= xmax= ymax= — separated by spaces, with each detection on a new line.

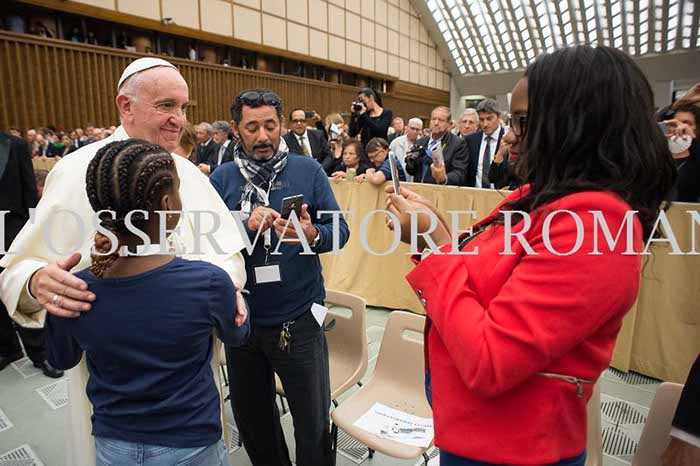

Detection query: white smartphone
xmin=388 ymin=152 xmax=401 ymax=196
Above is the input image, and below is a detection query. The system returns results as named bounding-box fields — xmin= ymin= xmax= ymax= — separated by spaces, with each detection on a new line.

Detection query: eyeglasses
xmin=238 ymin=91 xmax=282 ymax=108
xmin=291 ymin=119 xmax=306 ymax=124
xmin=506 ymin=113 xmax=528 ymax=137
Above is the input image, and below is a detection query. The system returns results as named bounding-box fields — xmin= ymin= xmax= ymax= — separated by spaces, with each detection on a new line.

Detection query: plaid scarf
xmin=234 ymin=142 xmax=288 ymax=220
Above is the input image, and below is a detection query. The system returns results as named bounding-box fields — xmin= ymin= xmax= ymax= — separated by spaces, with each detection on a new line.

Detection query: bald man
xmin=0 ymin=58 xmax=247 ymax=466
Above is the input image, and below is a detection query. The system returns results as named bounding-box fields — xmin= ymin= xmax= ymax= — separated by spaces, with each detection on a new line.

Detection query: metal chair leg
xmin=368 ymin=447 xmax=375 ymax=458
xmin=423 ymin=452 xmax=430 ymax=465
xmin=331 ymin=422 xmax=339 ymax=466
xmin=279 ymin=395 xmax=288 ymax=414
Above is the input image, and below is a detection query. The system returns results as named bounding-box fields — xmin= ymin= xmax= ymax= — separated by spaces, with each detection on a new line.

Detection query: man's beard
xmin=244 ymin=140 xmax=279 ymax=160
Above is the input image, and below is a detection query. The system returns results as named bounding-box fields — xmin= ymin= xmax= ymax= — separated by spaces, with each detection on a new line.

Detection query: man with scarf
xmin=210 ymin=89 xmax=350 ymax=466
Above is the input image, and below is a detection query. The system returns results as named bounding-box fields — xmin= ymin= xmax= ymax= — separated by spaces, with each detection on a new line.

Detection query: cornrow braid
xmin=85 ymin=139 xmax=176 ymax=278
xmin=132 ymin=156 xmax=175 ymax=216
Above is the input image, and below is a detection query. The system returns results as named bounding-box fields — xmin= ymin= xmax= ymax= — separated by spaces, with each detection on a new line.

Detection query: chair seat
xmin=330 ymin=378 xmax=432 ymax=460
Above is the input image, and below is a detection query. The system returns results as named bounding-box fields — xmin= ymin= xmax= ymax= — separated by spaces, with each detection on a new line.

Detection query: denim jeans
xmin=440 ymin=450 xmax=586 ymax=466
xmin=94 ymin=437 xmax=230 ymax=466
xmin=226 ymin=309 xmax=332 ymax=466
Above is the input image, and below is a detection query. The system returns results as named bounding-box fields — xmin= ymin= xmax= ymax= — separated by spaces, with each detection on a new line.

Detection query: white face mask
xmin=668 ymin=135 xmax=692 ymax=155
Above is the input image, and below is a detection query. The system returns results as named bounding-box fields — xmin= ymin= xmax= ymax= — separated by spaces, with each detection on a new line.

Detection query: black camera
xmin=406 ymin=142 xmax=427 ymax=159
xmin=352 ymin=101 xmax=364 ymax=113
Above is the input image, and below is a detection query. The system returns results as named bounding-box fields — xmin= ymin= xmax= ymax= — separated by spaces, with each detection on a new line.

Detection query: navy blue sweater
xmin=46 ymin=257 xmax=249 ymax=447
xmin=210 ymin=154 xmax=350 ymax=327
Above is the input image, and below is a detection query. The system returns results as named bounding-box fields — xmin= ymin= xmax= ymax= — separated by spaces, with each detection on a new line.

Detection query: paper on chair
xmin=353 ymin=402 xmax=434 ymax=448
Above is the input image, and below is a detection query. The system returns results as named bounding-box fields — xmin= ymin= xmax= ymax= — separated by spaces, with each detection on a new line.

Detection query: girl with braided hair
xmin=46 ymin=140 xmax=247 ymax=466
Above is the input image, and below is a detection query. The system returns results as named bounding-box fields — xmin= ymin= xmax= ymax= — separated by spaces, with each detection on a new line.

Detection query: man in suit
xmin=34 ymin=133 xmax=57 ymax=157
xmin=199 ymin=120 xmax=234 ymax=176
xmin=283 ymin=109 xmax=334 ymax=174
xmin=405 ymin=106 xmax=469 ymax=185
xmin=0 ymin=132 xmax=63 ymax=378
xmin=662 ymin=354 xmax=700 ymax=466
xmin=465 ymin=98 xmax=506 ymax=188
xmin=195 ymin=121 xmax=217 ymax=165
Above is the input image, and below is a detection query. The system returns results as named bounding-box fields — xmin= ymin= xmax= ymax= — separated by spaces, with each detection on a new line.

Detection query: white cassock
xmin=0 ymin=126 xmax=246 ymax=466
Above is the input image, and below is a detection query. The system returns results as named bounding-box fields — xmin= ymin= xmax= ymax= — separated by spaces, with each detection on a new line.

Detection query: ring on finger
xmin=51 ymin=294 xmax=61 ymax=306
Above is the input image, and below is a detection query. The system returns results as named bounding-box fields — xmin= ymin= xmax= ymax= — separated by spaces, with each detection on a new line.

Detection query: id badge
xmin=253 ymin=263 xmax=282 ymax=285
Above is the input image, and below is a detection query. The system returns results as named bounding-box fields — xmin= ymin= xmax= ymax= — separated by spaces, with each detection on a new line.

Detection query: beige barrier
xmin=31 ymin=157 xmax=58 ymax=172
xmin=321 ymin=181 xmax=700 ymax=384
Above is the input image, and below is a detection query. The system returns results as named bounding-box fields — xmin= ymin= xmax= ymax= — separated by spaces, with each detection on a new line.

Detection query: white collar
xmin=222 ymin=139 xmax=231 ymax=148
xmin=483 ymin=126 xmax=501 ymax=141
xmin=203 ymin=138 xmax=212 ymax=146
xmin=295 ymin=130 xmax=308 ymax=141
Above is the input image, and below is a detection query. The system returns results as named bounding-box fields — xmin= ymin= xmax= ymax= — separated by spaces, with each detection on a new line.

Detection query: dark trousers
xmin=0 ymin=297 xmax=46 ymax=362
xmin=226 ymin=309 xmax=332 ymax=466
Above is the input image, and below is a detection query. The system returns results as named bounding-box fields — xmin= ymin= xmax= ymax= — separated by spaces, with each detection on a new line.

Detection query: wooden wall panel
xmin=0 ymin=31 xmax=448 ymax=132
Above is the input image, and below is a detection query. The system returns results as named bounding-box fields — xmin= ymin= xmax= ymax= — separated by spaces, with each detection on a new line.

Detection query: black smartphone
xmin=305 ymin=111 xmax=315 ymax=119
xmin=280 ymin=194 xmax=304 ymax=219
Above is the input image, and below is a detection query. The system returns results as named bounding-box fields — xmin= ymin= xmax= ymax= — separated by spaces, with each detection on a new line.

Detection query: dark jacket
xmin=405 ymin=132 xmax=469 ymax=186
xmin=0 ymin=133 xmax=38 ymax=257
xmin=205 ymin=141 xmax=235 ymax=173
xmin=349 ymin=109 xmax=393 ymax=149
xmin=196 ymin=138 xmax=218 ymax=165
xmin=36 ymin=142 xmax=57 ymax=158
xmin=464 ymin=128 xmax=506 ymax=187
xmin=673 ymin=354 xmax=700 ymax=437
xmin=283 ymin=129 xmax=335 ymax=175
xmin=671 ymin=140 xmax=700 ymax=203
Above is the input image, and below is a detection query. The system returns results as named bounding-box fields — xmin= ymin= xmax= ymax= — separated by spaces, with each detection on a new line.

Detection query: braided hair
xmin=86 ymin=140 xmax=177 ymax=277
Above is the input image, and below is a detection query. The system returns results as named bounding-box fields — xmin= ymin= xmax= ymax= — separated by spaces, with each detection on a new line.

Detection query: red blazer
xmin=406 ymin=186 xmax=643 ymax=464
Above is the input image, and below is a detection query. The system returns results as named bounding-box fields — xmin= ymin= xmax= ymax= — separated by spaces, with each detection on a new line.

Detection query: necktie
xmin=299 ymin=136 xmax=311 ymax=157
xmin=481 ymin=136 xmax=492 ymax=188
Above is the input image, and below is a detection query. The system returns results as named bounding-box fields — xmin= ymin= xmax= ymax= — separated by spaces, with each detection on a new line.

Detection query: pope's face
xmin=120 ymin=67 xmax=189 ymax=153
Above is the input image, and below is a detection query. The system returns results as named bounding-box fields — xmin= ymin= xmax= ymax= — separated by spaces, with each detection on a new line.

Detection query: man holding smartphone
xmin=283 ymin=108 xmax=335 ymax=174
xmin=210 ymin=89 xmax=350 ymax=466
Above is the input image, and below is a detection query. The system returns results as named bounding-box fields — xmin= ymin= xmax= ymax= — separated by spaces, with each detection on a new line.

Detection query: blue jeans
xmin=95 ymin=437 xmax=231 ymax=466
xmin=440 ymin=450 xmax=586 ymax=466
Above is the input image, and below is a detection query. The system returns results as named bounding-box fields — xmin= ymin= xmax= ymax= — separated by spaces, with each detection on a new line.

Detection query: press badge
xmin=254 ymin=229 xmax=282 ymax=285
xmin=254 ymin=264 xmax=282 ymax=284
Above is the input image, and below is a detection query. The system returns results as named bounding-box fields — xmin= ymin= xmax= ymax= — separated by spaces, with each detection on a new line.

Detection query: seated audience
xmin=355 ymin=137 xmax=406 ymax=185
xmin=46 ymin=139 xmax=248 ymax=466
xmin=199 ymin=120 xmax=234 ymax=176
xmin=195 ymin=122 xmax=216 ymax=165
xmin=331 ymin=139 xmax=373 ymax=182
xmin=387 ymin=117 xmax=405 ymax=143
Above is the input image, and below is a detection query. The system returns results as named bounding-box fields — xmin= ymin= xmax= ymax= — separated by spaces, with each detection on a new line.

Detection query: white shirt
xmin=475 ymin=125 xmax=501 ymax=189
xmin=388 ymin=134 xmax=414 ymax=182
xmin=0 ymin=125 xmax=246 ymax=466
xmin=217 ymin=139 xmax=231 ymax=166
xmin=295 ymin=131 xmax=313 ymax=157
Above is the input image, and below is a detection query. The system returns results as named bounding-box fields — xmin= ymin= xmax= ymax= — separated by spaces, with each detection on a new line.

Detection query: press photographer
xmin=348 ymin=87 xmax=393 ymax=149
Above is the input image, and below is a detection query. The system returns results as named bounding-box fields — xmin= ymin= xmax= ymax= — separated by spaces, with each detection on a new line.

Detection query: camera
xmin=352 ymin=101 xmax=364 ymax=113
xmin=406 ymin=142 xmax=427 ymax=159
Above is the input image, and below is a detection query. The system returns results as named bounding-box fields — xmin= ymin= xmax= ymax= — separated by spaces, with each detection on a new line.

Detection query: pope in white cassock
xmin=0 ymin=58 xmax=247 ymax=466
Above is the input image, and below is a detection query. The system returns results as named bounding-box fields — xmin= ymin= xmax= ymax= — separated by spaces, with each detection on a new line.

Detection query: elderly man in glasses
xmin=210 ymin=89 xmax=350 ymax=466
xmin=0 ymin=58 xmax=248 ymax=466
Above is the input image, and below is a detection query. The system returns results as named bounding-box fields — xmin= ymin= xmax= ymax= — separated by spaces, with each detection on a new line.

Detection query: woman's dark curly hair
xmin=504 ymin=45 xmax=676 ymax=242
xmin=85 ymin=139 xmax=176 ymax=277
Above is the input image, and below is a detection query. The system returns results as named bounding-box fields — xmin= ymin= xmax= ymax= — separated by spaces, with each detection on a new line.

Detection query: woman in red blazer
xmin=385 ymin=46 xmax=676 ymax=465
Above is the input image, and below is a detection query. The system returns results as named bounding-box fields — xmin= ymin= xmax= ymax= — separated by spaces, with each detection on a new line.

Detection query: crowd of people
xmin=0 ymin=48 xmax=699 ymax=466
